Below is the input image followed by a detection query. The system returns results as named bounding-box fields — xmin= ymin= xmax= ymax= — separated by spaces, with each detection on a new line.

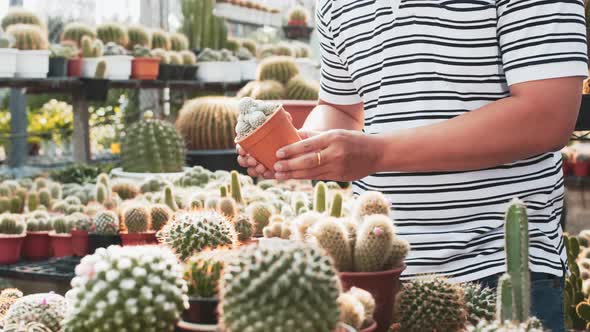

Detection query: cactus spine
xmin=314 ymin=181 xmax=327 ymax=213
xmin=170 ymin=32 xmax=189 ymax=51
xmin=151 ymin=29 xmax=171 ymax=50
xmin=126 ymin=24 xmax=151 ymax=49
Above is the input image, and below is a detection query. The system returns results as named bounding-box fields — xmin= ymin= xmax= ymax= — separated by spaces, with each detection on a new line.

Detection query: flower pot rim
xmin=122 ymin=231 xmax=156 ymax=235
xmin=27 ymin=231 xmax=51 ymax=235
xmin=234 ymin=104 xmax=285 ymax=145
xmin=133 ymin=57 xmax=160 ymax=62
xmin=339 ymin=264 xmax=407 ymax=277
xmin=19 ymin=50 xmax=50 ymax=55
xmin=176 ymin=319 xmax=218 ymax=331
xmin=104 ymin=55 xmax=133 ymax=60
xmin=49 ymin=232 xmax=72 ymax=238
xmin=279 ymin=99 xmax=318 ymax=106
xmin=90 ymin=232 xmax=120 ymax=236
xmin=0 ymin=48 xmax=18 ymax=54
xmin=71 ymin=229 xmax=89 ymax=234
xmin=0 ymin=233 xmax=26 ymax=238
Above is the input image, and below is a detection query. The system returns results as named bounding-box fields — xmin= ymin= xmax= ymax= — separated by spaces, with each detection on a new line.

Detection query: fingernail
xmin=274 ymin=163 xmax=282 ymax=171
xmin=276 ymin=150 xmax=285 ymax=158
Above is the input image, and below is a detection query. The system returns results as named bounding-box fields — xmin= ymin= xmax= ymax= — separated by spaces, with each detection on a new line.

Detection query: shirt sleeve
xmin=316 ymin=0 xmax=362 ymax=105
xmin=497 ymin=0 xmax=588 ymax=86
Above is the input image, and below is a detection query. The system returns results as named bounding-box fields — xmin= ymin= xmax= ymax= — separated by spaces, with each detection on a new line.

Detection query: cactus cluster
xmin=246 ymin=201 xmax=274 ymax=236
xmin=233 ymin=214 xmax=253 ymax=242
xmin=175 ymin=97 xmax=239 ymax=150
xmin=93 ymin=210 xmax=119 ymax=235
xmin=121 ymin=112 xmax=186 ymax=173
xmin=184 ymin=249 xmax=235 ymax=298
xmin=61 ymin=22 xmax=96 ymax=46
xmin=5 ymin=24 xmax=49 ymax=50
xmin=81 ymin=35 xmax=103 ymax=57
xmin=52 ymin=216 xmax=73 ymax=234
xmin=68 ymin=212 xmax=92 ymax=231
xmin=219 ymin=240 xmax=342 ymax=332
xmin=235 ymin=46 xmax=254 ymax=60
xmin=262 ymin=219 xmax=292 ymax=239
xmin=180 ymin=0 xmax=229 ymax=50
xmin=339 ymin=287 xmax=376 ymax=330
xmin=565 ymin=234 xmax=589 ymax=329
xmin=3 ymin=293 xmax=67 ymax=332
xmin=26 ymin=211 xmax=53 ymax=232
xmin=64 ymin=245 xmax=189 ymax=331
xmin=96 ymin=23 xmax=128 ymax=47
xmin=0 ymin=214 xmax=25 ymax=235
xmin=127 ymin=24 xmax=151 ymax=49
xmin=235 ymin=97 xmax=279 ymax=140
xmin=103 ymin=41 xmax=126 ymax=56
xmin=463 ymin=283 xmax=496 ymax=326
xmin=197 ymin=48 xmax=238 ymax=62
xmin=112 ymin=181 xmax=139 ymax=200
xmin=157 ymin=210 xmax=236 ymax=260
xmin=140 ymin=176 xmax=171 ymax=193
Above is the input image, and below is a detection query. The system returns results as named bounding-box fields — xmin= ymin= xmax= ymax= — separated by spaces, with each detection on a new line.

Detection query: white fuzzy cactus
xmin=2 ymin=293 xmax=67 ymax=332
xmin=63 ymin=245 xmax=189 ymax=331
xmin=235 ymin=97 xmax=280 ymax=139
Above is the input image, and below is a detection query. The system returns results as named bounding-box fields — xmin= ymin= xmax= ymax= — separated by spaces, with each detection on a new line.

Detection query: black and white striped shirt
xmin=317 ymin=0 xmax=588 ymax=282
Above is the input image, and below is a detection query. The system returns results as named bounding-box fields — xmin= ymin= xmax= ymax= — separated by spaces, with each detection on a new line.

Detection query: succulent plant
xmin=180 ymin=49 xmax=196 ymax=65
xmin=262 ymin=220 xmax=292 ymax=239
xmin=127 ymin=24 xmax=151 ymax=49
xmin=151 ymin=29 xmax=171 ymax=50
xmin=93 ymin=210 xmax=119 ymax=235
xmin=287 ymin=6 xmax=310 ymax=25
xmin=168 ymin=51 xmax=183 ymax=65
xmin=157 ymin=210 xmax=236 ymax=260
xmin=68 ymin=212 xmax=92 ymax=231
xmin=140 ymin=177 xmax=170 ymax=193
xmin=121 ymin=112 xmax=186 ymax=173
xmin=246 ymin=201 xmax=273 ymax=236
xmin=27 ymin=192 xmax=39 ymax=212
xmin=235 ymin=97 xmax=278 ymax=139
xmin=64 ymin=245 xmax=189 ymax=331
xmin=52 ymin=216 xmax=73 ymax=234
xmin=353 ymin=191 xmax=391 ymax=220
xmin=219 ymin=240 xmax=342 ymax=332
xmin=286 ymin=76 xmax=319 ymax=100
xmin=184 ymin=249 xmax=235 ymax=298
xmin=150 ymin=204 xmax=172 ymax=231
xmin=123 ymin=205 xmax=150 ymax=233
xmin=180 ymin=0 xmax=228 ymax=50
xmin=112 ymin=181 xmax=139 ymax=200
xmin=0 ymin=288 xmax=23 ymax=322
xmin=394 ymin=276 xmax=468 ymax=332
xmin=240 ymin=39 xmax=257 ymax=56
xmin=250 ymin=80 xmax=285 ymax=100
xmin=218 ymin=197 xmax=238 ymax=218
xmin=175 ymin=97 xmax=238 ymax=150
xmin=235 ymin=46 xmax=254 ymax=60
xmin=164 ymin=185 xmax=179 ymax=211
xmin=61 ymin=22 xmax=96 ymax=47
xmin=103 ymin=41 xmax=127 ymax=56
xmin=6 ymin=24 xmax=49 ymax=50
xmin=38 ymin=189 xmax=52 ymax=209
xmin=330 ymin=192 xmax=343 ymax=217
xmin=463 ymin=283 xmax=496 ymax=326
xmin=308 ymin=217 xmax=353 ymax=271
xmin=1 ymin=9 xmax=43 ymax=32
xmin=314 ymin=181 xmax=327 ymax=213
xmin=257 ymin=56 xmax=299 ymax=84
xmin=338 ymin=292 xmax=367 ymax=330
xmin=3 ymin=293 xmax=67 ymax=332
xmin=233 ymin=214 xmax=253 ymax=242
xmin=81 ymin=35 xmax=103 ymax=57
xmin=97 ymin=23 xmax=128 ymax=47
xmin=170 ymin=32 xmax=189 ymax=51
xmin=0 ymin=214 xmax=25 ymax=235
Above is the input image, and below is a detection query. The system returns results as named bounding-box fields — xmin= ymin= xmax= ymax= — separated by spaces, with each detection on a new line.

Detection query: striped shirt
xmin=317 ymin=0 xmax=588 ymax=282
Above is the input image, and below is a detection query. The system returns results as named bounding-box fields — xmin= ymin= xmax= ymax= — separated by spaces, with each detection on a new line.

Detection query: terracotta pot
xmin=0 ymin=234 xmax=26 ymax=264
xmin=235 ymin=106 xmax=301 ymax=170
xmin=71 ymin=230 xmax=89 ymax=257
xmin=49 ymin=233 xmax=73 ymax=257
xmin=339 ymin=265 xmax=406 ymax=332
xmin=68 ymin=57 xmax=82 ymax=77
xmin=22 ymin=231 xmax=51 ymax=261
xmin=88 ymin=233 xmax=122 ymax=254
xmin=573 ymin=161 xmax=590 ymax=177
xmin=131 ymin=57 xmax=160 ymax=80
xmin=121 ymin=232 xmax=151 ymax=246
xmin=281 ymin=100 xmax=317 ymax=129
xmin=361 ymin=322 xmax=378 ymax=332
xmin=183 ymin=297 xmax=219 ymax=325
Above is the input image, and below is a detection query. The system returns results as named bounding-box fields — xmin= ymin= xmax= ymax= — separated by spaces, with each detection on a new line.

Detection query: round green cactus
xmin=262 ymin=221 xmax=292 ymax=239
xmin=286 ymin=76 xmax=319 ymax=101
xmin=151 ymin=29 xmax=171 ymax=50
xmin=463 ymin=283 xmax=496 ymax=326
xmin=219 ymin=241 xmax=342 ymax=332
xmin=112 ymin=181 xmax=139 ymax=200
xmin=394 ymin=276 xmax=468 ymax=332
xmin=6 ymin=24 xmax=49 ymax=50
xmin=127 ymin=24 xmax=150 ymax=49
xmin=247 ymin=202 xmax=273 ymax=236
xmin=0 ymin=214 xmax=25 ymax=235
xmin=64 ymin=245 xmax=189 ymax=331
xmin=97 ymin=23 xmax=128 ymax=47
xmin=121 ymin=113 xmax=186 ymax=173
xmin=150 ymin=204 xmax=172 ymax=231
xmin=123 ymin=205 xmax=150 ymax=233
xmin=157 ymin=210 xmax=236 ymax=260
xmin=1 ymin=8 xmax=43 ymax=30
xmin=93 ymin=210 xmax=119 ymax=235
xmin=233 ymin=214 xmax=253 ymax=242
xmin=218 ymin=197 xmax=238 ymax=218
xmin=257 ymin=56 xmax=299 ymax=84
xmin=52 ymin=216 xmax=72 ymax=234
xmin=61 ymin=22 xmax=96 ymax=46
xmin=170 ymin=32 xmax=189 ymax=51
xmin=140 ymin=176 xmax=170 ymax=193
xmin=3 ymin=293 xmax=67 ymax=332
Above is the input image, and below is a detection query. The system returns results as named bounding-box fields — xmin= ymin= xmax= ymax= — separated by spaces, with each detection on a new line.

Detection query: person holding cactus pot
xmin=237 ymin=1 xmax=587 ymax=331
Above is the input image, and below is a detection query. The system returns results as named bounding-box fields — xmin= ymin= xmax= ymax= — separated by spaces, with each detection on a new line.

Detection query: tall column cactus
xmin=230 ymin=170 xmax=243 ymax=204
xmin=181 ymin=0 xmax=228 ymax=50
xmin=314 ymin=181 xmax=327 ymax=213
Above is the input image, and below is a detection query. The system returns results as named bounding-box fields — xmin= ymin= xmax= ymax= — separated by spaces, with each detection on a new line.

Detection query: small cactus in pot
xmin=0 ymin=214 xmax=26 ymax=264
xmin=88 ymin=210 xmax=121 ymax=253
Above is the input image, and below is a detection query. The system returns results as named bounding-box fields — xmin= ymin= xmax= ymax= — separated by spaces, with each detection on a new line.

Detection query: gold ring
xmin=316 ymin=151 xmax=322 ymax=166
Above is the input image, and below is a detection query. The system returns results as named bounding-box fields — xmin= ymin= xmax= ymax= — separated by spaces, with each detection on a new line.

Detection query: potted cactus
xmin=0 ymin=214 xmax=26 ymax=264
xmin=0 ymin=33 xmax=17 ymax=78
xmin=152 ymin=47 xmax=173 ymax=80
xmin=2 ymin=292 xmax=67 ymax=331
xmin=171 ymin=32 xmax=190 ymax=52
xmin=121 ymin=205 xmax=154 ymax=246
xmin=151 ymin=28 xmax=171 ymax=50
xmin=339 ymin=287 xmax=379 ymax=332
xmin=236 ymin=46 xmax=256 ymax=81
xmin=49 ymin=215 xmax=74 ymax=257
xmin=5 ymin=24 xmax=50 ymax=78
xmin=131 ymin=44 xmax=159 ymax=80
xmin=235 ymin=97 xmax=301 ymax=170
xmin=69 ymin=212 xmax=92 ymax=257
xmin=48 ymin=43 xmax=77 ymax=77
xmin=88 ymin=210 xmax=121 ymax=254
xmin=284 ymin=6 xmax=314 ymax=39
xmin=22 ymin=211 xmax=54 ymax=261
xmin=102 ymin=41 xmax=132 ymax=80
xmin=180 ymin=49 xmax=198 ymax=80
xmin=82 ymin=59 xmax=109 ymax=101
xmin=126 ymin=24 xmax=151 ymax=49
xmin=196 ymin=48 xmax=241 ymax=83
xmin=63 ymin=245 xmax=189 ymax=331
xmin=97 ymin=22 xmax=128 ymax=47
xmin=168 ymin=51 xmax=186 ymax=80
xmin=60 ymin=22 xmax=96 ymax=47
xmin=80 ymin=35 xmax=104 ymax=77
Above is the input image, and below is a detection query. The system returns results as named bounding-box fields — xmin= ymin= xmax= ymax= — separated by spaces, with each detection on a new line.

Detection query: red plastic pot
xmin=0 ymin=234 xmax=26 ymax=264
xmin=563 ymin=160 xmax=573 ymax=176
xmin=50 ymin=233 xmax=73 ymax=257
xmin=71 ymin=230 xmax=89 ymax=257
xmin=182 ymin=297 xmax=219 ymax=325
xmin=235 ymin=106 xmax=301 ymax=170
xmin=22 ymin=232 xmax=51 ymax=261
xmin=121 ymin=232 xmax=156 ymax=246
xmin=281 ymin=100 xmax=317 ymax=129
xmin=143 ymin=231 xmax=158 ymax=245
xmin=339 ymin=265 xmax=406 ymax=332
xmin=574 ymin=161 xmax=590 ymax=177
xmin=132 ymin=57 xmax=160 ymax=80
xmin=68 ymin=57 xmax=82 ymax=77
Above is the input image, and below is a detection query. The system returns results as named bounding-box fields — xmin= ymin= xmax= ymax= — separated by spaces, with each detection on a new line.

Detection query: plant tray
xmin=0 ymin=256 xmax=79 ymax=282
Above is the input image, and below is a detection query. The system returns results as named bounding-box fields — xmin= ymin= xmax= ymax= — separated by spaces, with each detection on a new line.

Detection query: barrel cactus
xmin=1 ymin=8 xmax=43 ymax=30
xmin=81 ymin=35 xmax=103 ymax=57
xmin=287 ymin=6 xmax=310 ymax=25
xmin=0 ymin=214 xmax=25 ymax=235
xmin=251 ymin=80 xmax=285 ymax=100
xmin=175 ymin=97 xmax=239 ymax=150
xmin=123 ymin=205 xmax=150 ymax=233
xmin=157 ymin=210 xmax=236 ymax=260
xmin=394 ymin=276 xmax=468 ymax=332
xmin=3 ymin=293 xmax=67 ymax=332
xmin=286 ymin=76 xmax=319 ymax=100
xmin=257 ymin=56 xmax=299 ymax=84
xmin=463 ymin=283 xmax=496 ymax=326
xmin=121 ymin=112 xmax=186 ymax=173
xmin=170 ymin=32 xmax=189 ymax=51
xmin=97 ymin=23 xmax=128 ymax=46
xmin=61 ymin=22 xmax=95 ymax=46
xmin=233 ymin=214 xmax=253 ymax=242
xmin=246 ymin=202 xmax=273 ymax=236
xmin=112 ymin=181 xmax=139 ymax=200
xmin=64 ymin=245 xmax=189 ymax=331
xmin=68 ymin=212 xmax=92 ymax=231
xmin=6 ymin=24 xmax=49 ymax=50
xmin=93 ymin=210 xmax=119 ymax=235
xmin=180 ymin=50 xmax=197 ymax=65
xmin=219 ymin=240 xmax=341 ymax=332
xmin=150 ymin=204 xmax=172 ymax=231
xmin=151 ymin=29 xmax=171 ymax=50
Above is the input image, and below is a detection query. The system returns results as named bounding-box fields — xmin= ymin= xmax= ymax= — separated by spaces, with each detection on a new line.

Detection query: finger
xmin=246 ymin=155 xmax=259 ymax=167
xmin=237 ymin=155 xmax=249 ymax=168
xmin=255 ymin=163 xmax=268 ymax=175
xmin=247 ymin=168 xmax=259 ymax=178
xmin=297 ymin=130 xmax=321 ymax=140
xmin=274 ymin=150 xmax=325 ymax=172
xmin=275 ymin=166 xmax=331 ymax=180
xmin=276 ymin=134 xmax=329 ymax=159
xmin=236 ymin=145 xmax=247 ymax=156
xmin=262 ymin=170 xmax=275 ymax=179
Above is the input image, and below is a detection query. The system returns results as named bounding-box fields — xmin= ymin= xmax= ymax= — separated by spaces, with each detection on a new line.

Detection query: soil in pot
xmin=183 ymin=297 xmax=219 ymax=325
xmin=0 ymin=234 xmax=26 ymax=264
xmin=88 ymin=233 xmax=122 ymax=254
xmin=339 ymin=265 xmax=406 ymax=332
xmin=131 ymin=57 xmax=159 ymax=80
xmin=71 ymin=230 xmax=89 ymax=257
xmin=68 ymin=57 xmax=83 ymax=77
xmin=183 ymin=65 xmax=198 ymax=80
xmin=48 ymin=57 xmax=68 ymax=77
xmin=22 ymin=231 xmax=51 ymax=261
xmin=49 ymin=233 xmax=73 ymax=257
xmin=81 ymin=78 xmax=109 ymax=102
xmin=235 ymin=106 xmax=301 ymax=170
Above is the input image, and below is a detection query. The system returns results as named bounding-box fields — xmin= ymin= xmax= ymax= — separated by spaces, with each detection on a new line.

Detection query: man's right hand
xmin=236 ymin=144 xmax=275 ymax=179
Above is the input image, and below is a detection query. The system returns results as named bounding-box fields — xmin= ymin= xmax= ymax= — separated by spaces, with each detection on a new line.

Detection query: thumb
xmin=297 ymin=129 xmax=321 ymax=140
